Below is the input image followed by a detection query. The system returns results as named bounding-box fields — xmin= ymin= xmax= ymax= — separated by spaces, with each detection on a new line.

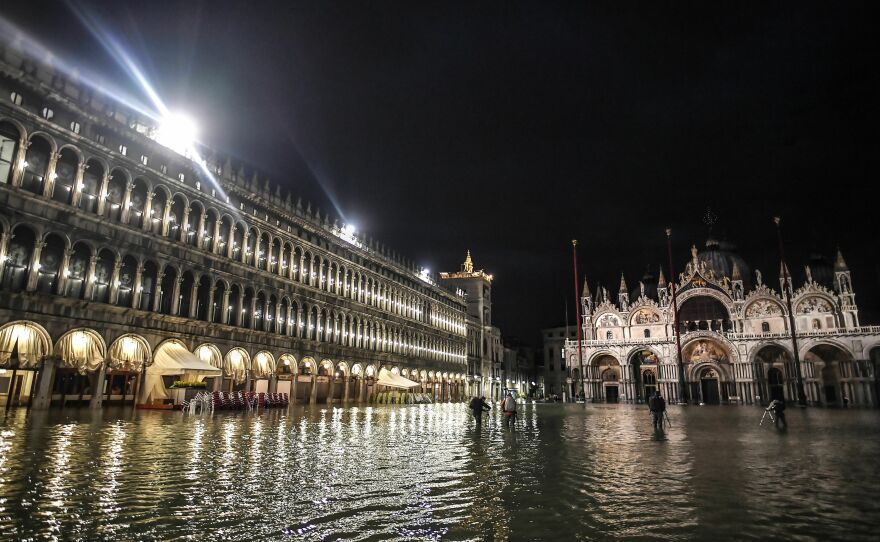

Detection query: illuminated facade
xmin=440 ymin=251 xmax=505 ymax=400
xmin=0 ymin=47 xmax=474 ymax=408
xmin=566 ymin=238 xmax=880 ymax=407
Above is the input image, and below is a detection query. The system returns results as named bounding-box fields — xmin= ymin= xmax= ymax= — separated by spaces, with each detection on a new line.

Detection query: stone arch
xmin=252 ymin=351 xmax=275 ymax=379
xmin=108 ymin=334 xmax=151 ymax=372
xmin=54 ymin=328 xmax=106 ymax=374
xmin=0 ymin=320 xmax=53 ymax=368
xmin=678 ymin=293 xmax=734 ymax=332
xmin=21 ymin=133 xmax=54 ymax=194
xmin=299 ymin=356 xmax=316 ymax=375
xmin=277 ymin=353 xmax=297 ymax=375
xmin=223 ymin=347 xmax=250 ymax=384
xmin=194 ymin=343 xmax=223 ymax=371
xmin=51 ymin=146 xmax=82 ymax=204
xmin=2 ymin=224 xmax=36 ymax=292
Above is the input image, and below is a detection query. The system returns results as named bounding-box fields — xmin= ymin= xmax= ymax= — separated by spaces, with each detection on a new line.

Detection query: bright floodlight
xmin=154 ymin=112 xmax=198 ymax=156
xmin=344 ymin=224 xmax=356 ymax=235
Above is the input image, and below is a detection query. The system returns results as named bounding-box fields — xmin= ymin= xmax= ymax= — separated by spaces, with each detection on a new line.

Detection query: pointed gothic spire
xmin=835 ymin=248 xmax=849 ymax=271
xmin=731 ymin=261 xmax=741 ymax=280
xmin=582 ymin=276 xmax=591 ymax=298
xmin=779 ymin=260 xmax=790 ymax=278
xmin=618 ymin=272 xmax=627 ymax=293
xmin=657 ymin=266 xmax=667 ymax=288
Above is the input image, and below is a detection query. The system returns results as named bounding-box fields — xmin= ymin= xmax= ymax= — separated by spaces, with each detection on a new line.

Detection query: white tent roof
xmin=377 ymin=368 xmax=420 ymax=389
xmin=148 ymin=342 xmax=222 ymax=376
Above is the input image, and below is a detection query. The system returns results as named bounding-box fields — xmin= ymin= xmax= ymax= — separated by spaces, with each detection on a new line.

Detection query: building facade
xmin=540 ymin=325 xmax=577 ymax=398
xmin=565 ymin=238 xmax=880 ymax=407
xmin=440 ymin=251 xmax=505 ymax=400
xmin=0 ymin=46 xmax=475 ymax=409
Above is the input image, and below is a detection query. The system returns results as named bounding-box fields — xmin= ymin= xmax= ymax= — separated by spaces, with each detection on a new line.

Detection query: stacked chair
xmin=202 ymin=391 xmax=290 ymax=411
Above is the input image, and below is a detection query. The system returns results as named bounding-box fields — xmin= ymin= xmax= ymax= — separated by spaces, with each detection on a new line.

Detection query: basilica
xmin=565 ymin=238 xmax=880 ymax=407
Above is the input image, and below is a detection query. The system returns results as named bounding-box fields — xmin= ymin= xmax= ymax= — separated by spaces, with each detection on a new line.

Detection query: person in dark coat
xmin=767 ymin=399 xmax=787 ymax=428
xmin=648 ymin=391 xmax=666 ymax=430
xmin=469 ymin=396 xmax=491 ymax=425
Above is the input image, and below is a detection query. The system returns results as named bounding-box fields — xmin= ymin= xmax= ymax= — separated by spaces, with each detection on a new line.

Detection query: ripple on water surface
xmin=0 ymin=404 xmax=878 ymax=541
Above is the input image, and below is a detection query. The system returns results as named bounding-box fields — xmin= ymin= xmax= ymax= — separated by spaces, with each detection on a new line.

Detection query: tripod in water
xmin=759 ymin=408 xmax=775 ymax=426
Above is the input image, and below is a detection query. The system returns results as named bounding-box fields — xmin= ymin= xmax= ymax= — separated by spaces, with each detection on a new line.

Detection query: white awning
xmin=377 ymin=368 xmax=420 ymax=389
xmin=148 ymin=342 xmax=222 ymax=376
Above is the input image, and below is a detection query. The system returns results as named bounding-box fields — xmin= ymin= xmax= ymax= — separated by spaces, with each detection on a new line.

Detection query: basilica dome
xmin=630 ymin=267 xmax=659 ymax=301
xmin=696 ymin=238 xmax=751 ymax=288
xmin=805 ymin=252 xmax=834 ymax=287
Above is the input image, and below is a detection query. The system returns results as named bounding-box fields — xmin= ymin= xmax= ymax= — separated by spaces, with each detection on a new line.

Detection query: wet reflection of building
xmin=566 ymin=238 xmax=880 ymax=406
xmin=0 ymin=49 xmax=476 ymax=410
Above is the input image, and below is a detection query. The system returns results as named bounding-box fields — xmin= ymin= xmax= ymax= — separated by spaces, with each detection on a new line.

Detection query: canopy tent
xmin=108 ymin=335 xmax=149 ymax=372
xmin=148 ymin=342 xmax=221 ymax=376
xmin=252 ymin=352 xmax=275 ymax=379
xmin=223 ymin=349 xmax=248 ymax=384
xmin=377 ymin=368 xmax=420 ymax=389
xmin=56 ymin=330 xmax=105 ymax=374
xmin=0 ymin=322 xmax=50 ymax=368
xmin=143 ymin=341 xmax=221 ymax=404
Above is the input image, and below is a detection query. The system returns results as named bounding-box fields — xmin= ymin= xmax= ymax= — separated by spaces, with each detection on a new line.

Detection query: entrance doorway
xmin=700 ymin=368 xmax=720 ymax=404
xmin=767 ymin=368 xmax=785 ymax=402
xmin=643 ymin=369 xmax=657 ymax=399
xmin=604 ymin=385 xmax=619 ymax=403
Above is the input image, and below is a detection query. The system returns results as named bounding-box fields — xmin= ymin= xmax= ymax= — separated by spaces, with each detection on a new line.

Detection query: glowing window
xmin=41 ymin=107 xmax=54 ymax=120
xmin=10 ymin=92 xmax=23 ymax=105
xmin=118 ymin=144 xmax=127 ymax=156
xmin=70 ymin=121 xmax=81 ymax=134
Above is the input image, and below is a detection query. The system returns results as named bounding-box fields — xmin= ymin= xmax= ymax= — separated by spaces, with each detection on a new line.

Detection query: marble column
xmin=25 ymin=241 xmax=46 ymax=292
xmin=141 ymin=192 xmax=155 ymax=232
xmin=108 ymin=258 xmax=123 ymax=305
xmin=89 ymin=364 xmax=107 ymax=409
xmin=10 ymin=138 xmax=29 ymax=187
xmin=309 ymin=374 xmax=318 ymax=404
xmin=31 ymin=358 xmax=57 ymax=409
xmin=41 ymin=151 xmax=60 ymax=197
xmin=327 ymin=375 xmax=336 ymax=405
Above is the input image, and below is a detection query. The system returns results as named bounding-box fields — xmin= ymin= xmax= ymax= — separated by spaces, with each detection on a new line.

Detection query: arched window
xmin=105 ymin=170 xmax=127 ymax=222
xmin=79 ymin=159 xmax=104 ymax=214
xmin=51 ymin=148 xmax=79 ymax=203
xmin=36 ymin=234 xmax=65 ymax=294
xmin=812 ymin=319 xmax=821 ymax=330
xmin=606 ymin=330 xmax=613 ymax=340
xmin=92 ymin=249 xmax=115 ymax=303
xmin=0 ymin=121 xmax=21 ymax=184
xmin=65 ymin=242 xmax=91 ymax=299
xmin=22 ymin=136 xmax=51 ymax=194
xmin=643 ymin=329 xmax=651 ymax=338
xmin=116 ymin=255 xmax=137 ymax=307
xmin=761 ymin=322 xmax=770 ymax=333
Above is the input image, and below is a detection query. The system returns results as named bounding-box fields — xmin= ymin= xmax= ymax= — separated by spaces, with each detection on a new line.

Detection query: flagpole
xmin=774 ymin=217 xmax=807 ymax=406
xmin=572 ymin=239 xmax=582 ymax=403
xmin=666 ymin=228 xmax=688 ymax=404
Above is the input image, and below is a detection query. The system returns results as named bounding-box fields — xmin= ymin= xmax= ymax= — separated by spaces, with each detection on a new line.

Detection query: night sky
xmin=3 ymin=2 xmax=878 ymax=344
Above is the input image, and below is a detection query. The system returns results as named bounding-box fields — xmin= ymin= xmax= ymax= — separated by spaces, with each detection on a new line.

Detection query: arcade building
xmin=565 ymin=239 xmax=880 ymax=407
xmin=0 ymin=45 xmax=491 ymax=409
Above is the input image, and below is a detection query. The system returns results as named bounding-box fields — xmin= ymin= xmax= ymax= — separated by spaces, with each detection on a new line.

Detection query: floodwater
xmin=1 ymin=404 xmax=878 ymax=542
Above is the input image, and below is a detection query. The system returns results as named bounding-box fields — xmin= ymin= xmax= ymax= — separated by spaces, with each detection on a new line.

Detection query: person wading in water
xmin=648 ymin=390 xmax=666 ymax=430
xmin=469 ymin=396 xmax=491 ymax=427
xmin=502 ymin=393 xmax=517 ymax=429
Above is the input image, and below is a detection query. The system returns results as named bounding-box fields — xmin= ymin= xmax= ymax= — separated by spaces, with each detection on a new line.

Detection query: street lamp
xmin=773 ymin=217 xmax=808 ymax=406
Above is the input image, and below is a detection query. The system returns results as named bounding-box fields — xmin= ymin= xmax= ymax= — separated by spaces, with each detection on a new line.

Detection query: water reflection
xmin=0 ymin=404 xmax=878 ymax=541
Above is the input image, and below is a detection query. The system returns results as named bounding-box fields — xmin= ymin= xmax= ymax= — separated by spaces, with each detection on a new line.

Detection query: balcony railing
xmin=564 ymin=325 xmax=880 ymax=349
